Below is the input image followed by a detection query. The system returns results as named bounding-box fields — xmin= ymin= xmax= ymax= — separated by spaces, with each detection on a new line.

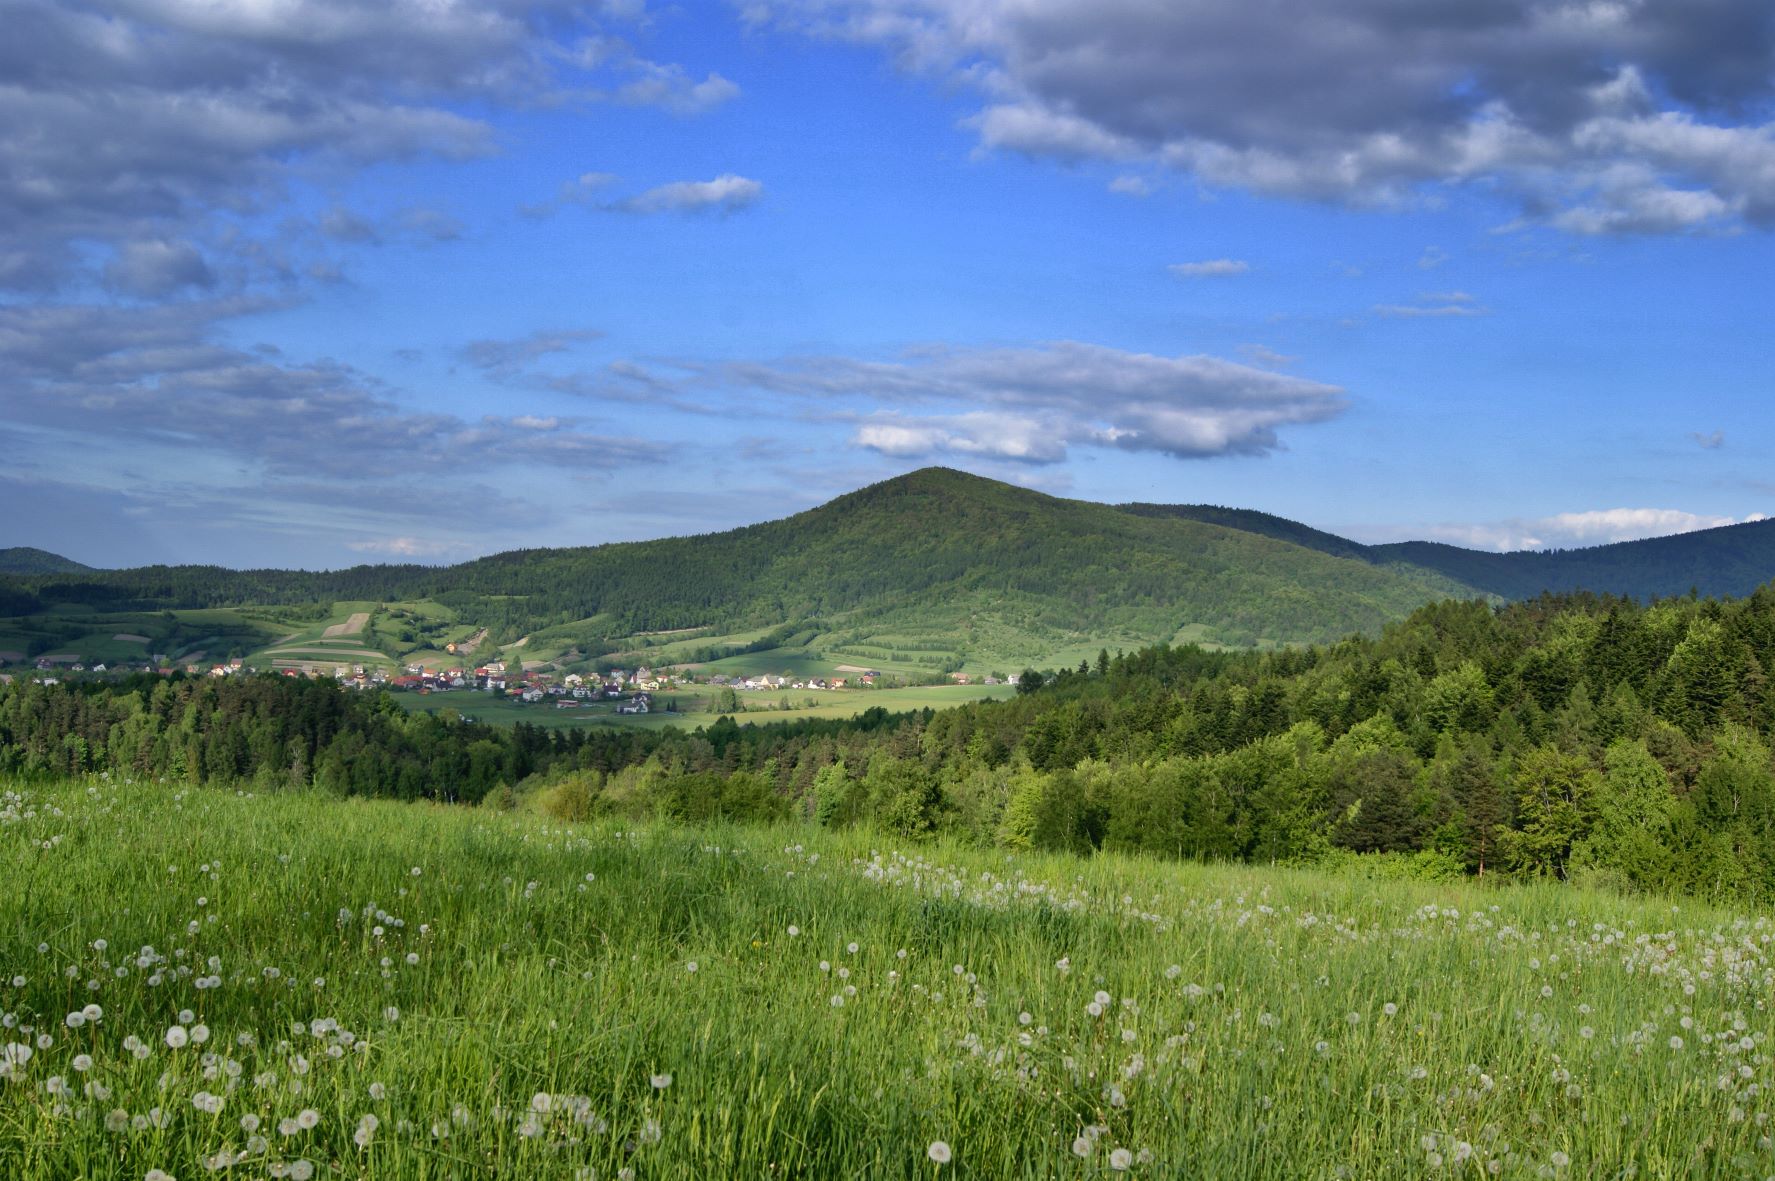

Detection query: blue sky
xmin=3 ymin=0 xmax=1772 ymax=568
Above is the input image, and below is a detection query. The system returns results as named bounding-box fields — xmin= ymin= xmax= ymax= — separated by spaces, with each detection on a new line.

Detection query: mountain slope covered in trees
xmin=6 ymin=470 xmax=1775 ymax=657
xmin=1131 ymin=504 xmax=1775 ymax=601
xmin=0 ymin=469 xmax=1472 ymax=649
xmin=0 ymin=547 xmax=92 ymax=575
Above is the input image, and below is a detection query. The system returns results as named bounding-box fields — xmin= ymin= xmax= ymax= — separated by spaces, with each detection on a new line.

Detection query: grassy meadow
xmin=4 ymin=777 xmax=1773 ymax=1179
xmin=395 ymin=684 xmax=1021 ymax=730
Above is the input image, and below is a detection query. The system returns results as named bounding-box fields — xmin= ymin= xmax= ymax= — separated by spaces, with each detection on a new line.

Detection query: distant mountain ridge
xmin=1133 ymin=502 xmax=1775 ymax=603
xmin=0 ymin=547 xmax=92 ymax=575
xmin=5 ymin=472 xmax=1774 ymax=656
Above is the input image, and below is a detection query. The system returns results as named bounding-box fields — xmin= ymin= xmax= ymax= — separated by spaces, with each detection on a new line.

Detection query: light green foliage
xmin=1570 ymin=740 xmax=1676 ymax=891
xmin=1498 ymin=746 xmax=1601 ymax=879
xmin=4 ymin=779 xmax=1774 ymax=1179
xmin=1423 ymin=660 xmax=1495 ymax=734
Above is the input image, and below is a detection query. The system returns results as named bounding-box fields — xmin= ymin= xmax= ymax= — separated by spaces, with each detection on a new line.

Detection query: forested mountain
xmin=1133 ymin=503 xmax=1775 ymax=601
xmin=1119 ymin=503 xmax=1375 ymax=562
xmin=1367 ymin=521 xmax=1775 ymax=600
xmin=0 ymin=469 xmax=1467 ymax=647
xmin=0 ymin=547 xmax=92 ymax=575
xmin=9 ymin=584 xmax=1775 ymax=902
xmin=6 ymin=471 xmax=1775 ymax=652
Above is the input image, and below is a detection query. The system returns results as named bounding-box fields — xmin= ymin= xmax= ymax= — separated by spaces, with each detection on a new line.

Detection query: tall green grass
xmin=3 ymin=777 xmax=1771 ymax=1178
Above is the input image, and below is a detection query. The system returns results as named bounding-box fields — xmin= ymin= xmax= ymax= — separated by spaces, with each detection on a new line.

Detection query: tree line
xmin=5 ymin=584 xmax=1775 ymax=902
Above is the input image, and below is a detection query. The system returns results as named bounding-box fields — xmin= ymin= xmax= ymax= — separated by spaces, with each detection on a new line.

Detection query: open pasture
xmin=4 ymin=777 xmax=1772 ymax=1179
xmin=392 ymin=684 xmax=1019 ymax=730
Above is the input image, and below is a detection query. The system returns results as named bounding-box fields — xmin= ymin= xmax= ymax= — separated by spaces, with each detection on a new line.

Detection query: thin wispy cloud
xmin=1375 ymin=292 xmax=1488 ymax=318
xmin=1169 ymin=259 xmax=1249 ymax=278
xmin=1407 ymin=508 xmax=1769 ymax=551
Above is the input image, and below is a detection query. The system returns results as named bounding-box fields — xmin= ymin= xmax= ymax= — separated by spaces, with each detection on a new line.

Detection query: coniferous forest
xmin=8 ymin=584 xmax=1775 ymax=902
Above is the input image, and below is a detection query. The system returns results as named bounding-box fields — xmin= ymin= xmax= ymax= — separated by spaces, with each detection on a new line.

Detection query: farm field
xmin=4 ymin=777 xmax=1773 ymax=1179
xmin=0 ymin=607 xmax=296 ymax=668
xmin=393 ymin=683 xmax=1021 ymax=729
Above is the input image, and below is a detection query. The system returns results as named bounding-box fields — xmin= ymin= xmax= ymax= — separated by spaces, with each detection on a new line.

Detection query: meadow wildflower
xmin=927 ymin=1140 xmax=952 ymax=1164
xmin=1110 ymin=1147 xmax=1134 ymax=1170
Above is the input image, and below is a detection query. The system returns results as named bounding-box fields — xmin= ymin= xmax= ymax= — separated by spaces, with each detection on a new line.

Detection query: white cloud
xmin=0 ymin=1 xmax=736 ymax=292
xmin=1412 ymin=507 xmax=1769 ymax=551
xmin=103 ymin=239 xmax=216 ymax=297
xmin=344 ymin=537 xmax=473 ymax=559
xmin=1169 ymin=259 xmax=1249 ymax=278
xmin=691 ymin=340 xmax=1346 ymax=463
xmin=754 ymin=0 xmax=1775 ymax=234
xmin=619 ymin=174 xmax=764 ymax=214
xmin=1373 ymin=301 xmax=1487 ymax=319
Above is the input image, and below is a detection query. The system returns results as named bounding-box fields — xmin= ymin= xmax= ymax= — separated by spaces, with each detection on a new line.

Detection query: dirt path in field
xmin=457 ymin=628 xmax=488 ymax=655
xmin=322 ymin=612 xmax=370 ymax=639
xmin=112 ymin=633 xmax=150 ymax=643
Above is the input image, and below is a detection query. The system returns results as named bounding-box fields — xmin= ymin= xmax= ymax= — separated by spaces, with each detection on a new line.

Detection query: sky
xmin=2 ymin=0 xmax=1773 ymax=570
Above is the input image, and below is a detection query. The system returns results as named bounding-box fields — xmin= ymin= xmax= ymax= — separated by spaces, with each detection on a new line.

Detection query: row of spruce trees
xmin=4 ymin=587 xmax=1775 ymax=901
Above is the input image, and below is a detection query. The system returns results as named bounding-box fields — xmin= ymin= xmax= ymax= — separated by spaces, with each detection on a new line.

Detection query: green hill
xmin=425 ymin=467 xmax=1468 ymax=650
xmin=7 ymin=471 xmax=1773 ymax=670
xmin=1131 ymin=503 xmax=1775 ymax=603
xmin=0 ymin=546 xmax=92 ymax=575
xmin=0 ymin=470 xmax=1468 ymax=660
xmin=1368 ymin=521 xmax=1775 ymax=600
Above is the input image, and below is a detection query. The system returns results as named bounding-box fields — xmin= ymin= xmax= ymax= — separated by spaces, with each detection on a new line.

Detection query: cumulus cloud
xmin=617 ymin=174 xmax=765 ymax=214
xmin=753 ymin=0 xmax=1775 ymax=234
xmin=102 ymin=239 xmax=216 ymax=297
xmin=1692 ymin=430 xmax=1726 ymax=450
xmin=696 ymin=340 xmax=1346 ymax=462
xmin=0 ymin=0 xmax=735 ymax=292
xmin=1169 ymin=259 xmax=1249 ymax=278
xmin=1416 ymin=507 xmax=1769 ymax=551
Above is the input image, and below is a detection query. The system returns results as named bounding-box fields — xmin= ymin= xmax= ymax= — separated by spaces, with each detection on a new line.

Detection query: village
xmin=0 ymin=654 xmax=918 ymax=720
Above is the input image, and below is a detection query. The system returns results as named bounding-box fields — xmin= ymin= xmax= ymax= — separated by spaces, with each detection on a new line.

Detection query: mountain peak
xmin=0 ymin=547 xmax=94 ymax=575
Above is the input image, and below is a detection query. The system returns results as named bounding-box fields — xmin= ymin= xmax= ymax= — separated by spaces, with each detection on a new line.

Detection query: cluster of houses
xmin=381 ymin=663 xmax=670 ymax=714
xmin=709 ymin=670 xmax=879 ymax=691
xmin=4 ymin=649 xmax=955 ymax=718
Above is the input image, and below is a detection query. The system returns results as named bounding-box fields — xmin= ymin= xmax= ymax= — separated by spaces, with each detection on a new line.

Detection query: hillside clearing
xmin=321 ymin=611 xmax=370 ymax=638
